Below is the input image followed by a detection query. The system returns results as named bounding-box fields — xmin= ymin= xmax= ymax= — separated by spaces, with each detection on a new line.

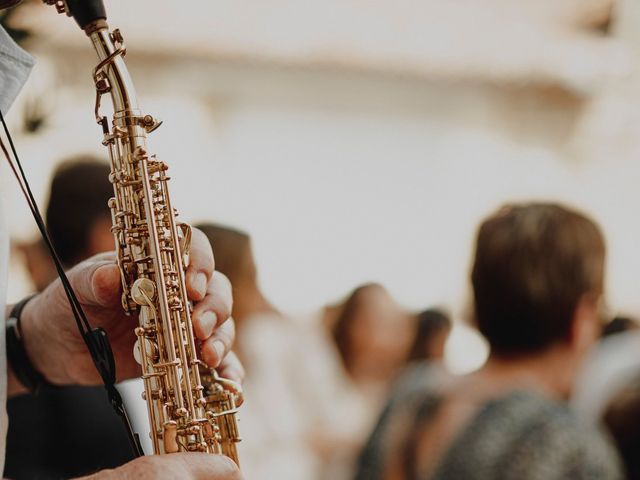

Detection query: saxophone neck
xmin=44 ymin=1 xmax=140 ymax=120
xmin=90 ymin=27 xmax=145 ymax=131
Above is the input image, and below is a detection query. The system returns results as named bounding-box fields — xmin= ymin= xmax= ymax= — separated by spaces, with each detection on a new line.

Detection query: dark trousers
xmin=4 ymin=386 xmax=135 ymax=479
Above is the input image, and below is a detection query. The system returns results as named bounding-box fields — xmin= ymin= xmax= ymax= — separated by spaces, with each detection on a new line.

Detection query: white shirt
xmin=235 ymin=312 xmax=320 ymax=480
xmin=0 ymin=25 xmax=33 ymax=114
xmin=0 ymin=23 xmax=34 ymax=473
xmin=572 ymin=331 xmax=640 ymax=420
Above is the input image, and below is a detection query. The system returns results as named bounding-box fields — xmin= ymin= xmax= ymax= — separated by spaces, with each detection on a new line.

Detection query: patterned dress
xmin=355 ymin=362 xmax=623 ymax=480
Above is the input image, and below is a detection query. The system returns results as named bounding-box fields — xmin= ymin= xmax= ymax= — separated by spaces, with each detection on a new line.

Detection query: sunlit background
xmin=2 ymin=0 xmax=640 ymax=380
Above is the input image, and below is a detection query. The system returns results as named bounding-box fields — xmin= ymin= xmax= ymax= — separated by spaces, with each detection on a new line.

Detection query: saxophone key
xmin=133 ymin=337 xmax=158 ymax=365
xmin=141 ymin=388 xmax=163 ymax=401
xmin=121 ymin=292 xmax=136 ymax=314
xmin=184 ymin=442 xmax=208 ymax=453
xmin=168 ymin=297 xmax=183 ymax=310
xmin=178 ymin=425 xmax=201 ymax=436
xmin=162 ymin=421 xmax=179 ymax=454
xmin=131 ymin=277 xmax=156 ymax=305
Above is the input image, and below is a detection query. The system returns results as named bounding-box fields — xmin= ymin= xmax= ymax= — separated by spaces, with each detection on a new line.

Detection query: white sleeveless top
xmin=0 ymin=23 xmax=34 ymax=473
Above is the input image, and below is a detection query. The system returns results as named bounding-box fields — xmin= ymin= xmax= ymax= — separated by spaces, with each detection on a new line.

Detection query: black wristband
xmin=6 ymin=295 xmax=48 ymax=394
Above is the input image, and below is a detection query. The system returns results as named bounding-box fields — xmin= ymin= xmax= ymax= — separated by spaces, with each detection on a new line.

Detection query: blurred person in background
xmin=321 ymin=283 xmax=413 ymax=479
xmin=5 ymin=158 xmax=138 ymax=478
xmin=406 ymin=309 xmax=452 ymax=363
xmin=355 ymin=203 xmax=622 ymax=480
xmin=601 ymin=315 xmax=640 ymax=338
xmin=196 ymin=223 xmax=325 ymax=480
xmin=573 ymin=316 xmax=640 ymax=420
xmin=602 ymin=374 xmax=640 ymax=480
xmin=14 ymin=238 xmax=55 ymax=293
xmin=44 ymin=159 xmax=115 ymax=266
xmin=329 ymin=284 xmax=413 ymax=400
xmin=353 ymin=309 xmax=452 ymax=479
xmin=572 ymin=319 xmax=640 ymax=479
xmin=10 ymin=154 xmax=118 ymax=296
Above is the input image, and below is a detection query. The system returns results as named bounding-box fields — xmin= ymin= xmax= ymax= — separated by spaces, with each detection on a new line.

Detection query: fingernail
xmin=193 ymin=272 xmax=207 ymax=298
xmin=213 ymin=340 xmax=225 ymax=367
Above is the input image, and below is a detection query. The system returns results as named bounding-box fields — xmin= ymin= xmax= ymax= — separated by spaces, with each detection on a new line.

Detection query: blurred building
xmin=2 ymin=0 xmax=640 ymax=373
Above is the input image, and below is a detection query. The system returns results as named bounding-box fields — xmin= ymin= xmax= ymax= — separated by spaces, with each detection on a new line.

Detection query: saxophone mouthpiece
xmin=0 ymin=0 xmax=22 ymax=10
xmin=45 ymin=0 xmax=107 ymax=32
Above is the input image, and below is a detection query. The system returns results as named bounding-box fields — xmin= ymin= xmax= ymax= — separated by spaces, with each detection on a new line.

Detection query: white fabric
xmin=235 ymin=312 xmax=321 ymax=480
xmin=237 ymin=312 xmax=379 ymax=480
xmin=0 ymin=25 xmax=33 ymax=114
xmin=0 ymin=24 xmax=33 ymax=474
xmin=572 ymin=331 xmax=640 ymax=420
xmin=0 ymin=202 xmax=8 ymax=474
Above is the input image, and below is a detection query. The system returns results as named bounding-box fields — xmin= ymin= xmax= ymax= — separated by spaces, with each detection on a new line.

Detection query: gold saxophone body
xmin=44 ymin=0 xmax=242 ymax=463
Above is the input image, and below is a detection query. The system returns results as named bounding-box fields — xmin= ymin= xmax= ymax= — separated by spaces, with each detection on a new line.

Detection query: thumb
xmin=68 ymin=255 xmax=121 ymax=308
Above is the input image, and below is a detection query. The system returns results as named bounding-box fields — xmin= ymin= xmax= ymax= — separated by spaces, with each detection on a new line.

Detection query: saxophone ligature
xmin=44 ymin=0 xmax=243 ymax=463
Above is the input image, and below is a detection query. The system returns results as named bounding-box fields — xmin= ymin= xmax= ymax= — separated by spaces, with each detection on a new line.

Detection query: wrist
xmin=6 ymin=295 xmax=47 ymax=395
xmin=17 ymin=294 xmax=63 ymax=386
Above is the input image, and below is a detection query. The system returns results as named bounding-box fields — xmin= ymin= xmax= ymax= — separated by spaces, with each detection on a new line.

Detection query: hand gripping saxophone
xmin=44 ymin=0 xmax=243 ymax=463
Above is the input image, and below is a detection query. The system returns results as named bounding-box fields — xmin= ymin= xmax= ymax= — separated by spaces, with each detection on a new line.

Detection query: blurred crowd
xmin=4 ymin=155 xmax=639 ymax=480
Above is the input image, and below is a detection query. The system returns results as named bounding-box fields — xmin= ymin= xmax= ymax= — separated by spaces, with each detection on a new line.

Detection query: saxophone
xmin=44 ymin=0 xmax=242 ymax=463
